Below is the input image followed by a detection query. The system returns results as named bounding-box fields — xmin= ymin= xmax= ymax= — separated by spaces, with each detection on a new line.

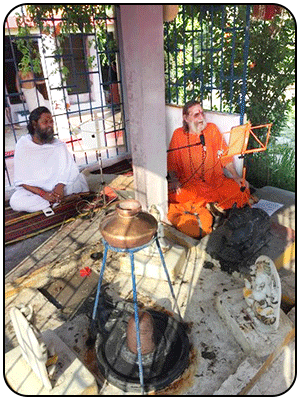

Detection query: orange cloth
xmin=168 ymin=123 xmax=250 ymax=208
xmin=167 ymin=123 xmax=251 ymax=238
xmin=168 ymin=201 xmax=213 ymax=238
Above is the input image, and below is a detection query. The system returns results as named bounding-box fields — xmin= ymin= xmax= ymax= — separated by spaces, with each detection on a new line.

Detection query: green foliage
xmin=164 ymin=5 xmax=295 ymax=191
xmin=15 ymin=15 xmax=42 ymax=74
xmin=16 ymin=40 xmax=42 ymax=74
xmin=246 ymin=106 xmax=295 ymax=192
xmin=25 ymin=5 xmax=110 ymax=34
xmin=164 ymin=5 xmax=295 ymax=137
xmin=245 ymin=12 xmax=295 ymax=137
xmin=246 ymin=139 xmax=295 ymax=192
xmin=244 ymin=13 xmax=295 ymax=190
xmin=14 ymin=5 xmax=116 ymax=77
xmin=164 ymin=5 xmax=251 ymax=109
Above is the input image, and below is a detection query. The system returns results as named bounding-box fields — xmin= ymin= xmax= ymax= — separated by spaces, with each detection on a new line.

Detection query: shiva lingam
xmin=95 ymin=299 xmax=190 ymax=393
xmin=93 ymin=199 xmax=190 ymax=393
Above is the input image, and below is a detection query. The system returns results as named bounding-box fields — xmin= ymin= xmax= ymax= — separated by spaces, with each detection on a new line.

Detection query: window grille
xmin=5 ymin=5 xmax=128 ymax=187
xmin=164 ymin=4 xmax=251 ymax=122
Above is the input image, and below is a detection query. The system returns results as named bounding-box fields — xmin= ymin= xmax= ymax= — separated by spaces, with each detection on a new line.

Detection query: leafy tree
xmin=164 ymin=5 xmax=295 ymax=138
xmin=14 ymin=5 xmax=116 ymax=77
xmin=242 ymin=10 xmax=295 ymax=191
xmin=164 ymin=5 xmax=251 ymax=111
xmin=245 ymin=11 xmax=295 ymax=137
xmin=164 ymin=5 xmax=295 ymax=191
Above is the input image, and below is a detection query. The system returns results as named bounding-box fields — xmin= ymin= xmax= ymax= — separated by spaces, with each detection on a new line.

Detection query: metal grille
xmin=164 ymin=5 xmax=251 ymax=122
xmin=5 ymin=5 xmax=128 ymax=187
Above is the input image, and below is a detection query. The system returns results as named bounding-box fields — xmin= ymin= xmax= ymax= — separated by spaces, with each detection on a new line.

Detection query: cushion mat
xmin=5 ymin=188 xmax=117 ymax=245
xmin=5 ymin=159 xmax=132 ymax=245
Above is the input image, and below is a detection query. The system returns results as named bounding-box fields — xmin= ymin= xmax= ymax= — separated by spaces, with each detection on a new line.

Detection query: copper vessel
xmin=99 ymin=199 xmax=158 ymax=249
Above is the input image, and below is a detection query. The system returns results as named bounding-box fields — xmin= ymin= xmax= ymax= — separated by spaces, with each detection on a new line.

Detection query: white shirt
xmin=14 ymin=134 xmax=81 ymax=191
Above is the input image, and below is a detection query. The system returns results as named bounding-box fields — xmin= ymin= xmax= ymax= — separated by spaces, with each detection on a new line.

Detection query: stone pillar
xmin=117 ymin=5 xmax=168 ymax=219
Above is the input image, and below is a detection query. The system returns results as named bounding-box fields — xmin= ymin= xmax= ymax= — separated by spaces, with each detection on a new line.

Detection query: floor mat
xmin=93 ymin=158 xmax=133 ymax=175
xmin=5 ymin=159 xmax=132 ymax=245
xmin=5 ymin=189 xmax=117 ymax=245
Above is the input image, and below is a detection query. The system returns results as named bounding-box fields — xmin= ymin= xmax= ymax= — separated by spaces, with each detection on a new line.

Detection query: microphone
xmin=167 ymin=134 xmax=206 ymax=153
xmin=200 ymin=134 xmax=206 ymax=152
xmin=200 ymin=134 xmax=205 ymax=146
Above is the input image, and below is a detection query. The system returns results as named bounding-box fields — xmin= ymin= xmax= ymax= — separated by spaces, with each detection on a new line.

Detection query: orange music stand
xmin=215 ymin=121 xmax=272 ymax=209
xmin=221 ymin=121 xmax=272 ymax=187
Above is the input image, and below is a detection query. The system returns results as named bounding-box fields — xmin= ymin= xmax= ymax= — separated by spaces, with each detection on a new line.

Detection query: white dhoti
xmin=10 ymin=173 xmax=88 ymax=213
xmin=22 ymin=87 xmax=51 ymax=113
xmin=10 ymin=135 xmax=89 ymax=213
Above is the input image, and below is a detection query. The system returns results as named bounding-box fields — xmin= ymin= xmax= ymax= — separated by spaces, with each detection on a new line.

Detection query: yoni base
xmin=216 ymin=289 xmax=293 ymax=358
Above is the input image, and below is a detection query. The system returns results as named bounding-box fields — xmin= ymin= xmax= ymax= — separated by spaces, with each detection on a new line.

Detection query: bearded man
xmin=167 ymin=100 xmax=252 ymax=239
xmin=10 ymin=106 xmax=89 ymax=213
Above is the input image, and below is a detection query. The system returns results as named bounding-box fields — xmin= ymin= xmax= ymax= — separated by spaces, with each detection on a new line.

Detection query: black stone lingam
xmin=95 ymin=297 xmax=190 ymax=393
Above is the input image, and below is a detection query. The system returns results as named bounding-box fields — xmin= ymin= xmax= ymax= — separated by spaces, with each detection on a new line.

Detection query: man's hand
xmin=51 ymin=183 xmax=65 ymax=203
xmin=21 ymin=183 xmax=61 ymax=203
xmin=225 ymin=162 xmax=249 ymax=190
xmin=169 ymin=180 xmax=182 ymax=194
xmin=233 ymin=176 xmax=249 ymax=190
xmin=168 ymin=171 xmax=182 ymax=194
xmin=42 ymin=191 xmax=58 ymax=203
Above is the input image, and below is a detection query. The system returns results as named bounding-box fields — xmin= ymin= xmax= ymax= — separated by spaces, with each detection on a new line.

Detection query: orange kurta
xmin=167 ymin=123 xmax=251 ymax=238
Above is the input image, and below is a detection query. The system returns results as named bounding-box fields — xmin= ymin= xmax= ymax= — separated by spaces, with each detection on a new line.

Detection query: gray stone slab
xmin=42 ymin=269 xmax=100 ymax=319
xmin=255 ymin=186 xmax=295 ymax=230
xmin=214 ymin=359 xmax=259 ymax=395
xmin=247 ymin=340 xmax=295 ymax=396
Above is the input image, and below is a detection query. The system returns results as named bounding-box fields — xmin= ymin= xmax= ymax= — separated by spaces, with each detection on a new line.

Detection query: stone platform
xmin=4 ymin=183 xmax=295 ymax=396
xmin=216 ymin=288 xmax=294 ymax=358
xmin=5 ymin=329 xmax=98 ymax=395
xmin=119 ymin=238 xmax=187 ymax=281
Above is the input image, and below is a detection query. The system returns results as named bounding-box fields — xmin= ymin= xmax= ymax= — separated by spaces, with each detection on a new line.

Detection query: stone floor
xmin=4 ymin=174 xmax=296 ymax=396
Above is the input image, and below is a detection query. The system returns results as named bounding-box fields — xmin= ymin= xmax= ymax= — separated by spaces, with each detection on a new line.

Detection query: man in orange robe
xmin=167 ymin=101 xmax=251 ymax=239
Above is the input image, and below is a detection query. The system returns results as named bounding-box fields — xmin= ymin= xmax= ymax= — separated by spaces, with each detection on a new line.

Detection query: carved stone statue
xmin=243 ymin=255 xmax=281 ymax=332
xmin=10 ymin=305 xmax=56 ymax=390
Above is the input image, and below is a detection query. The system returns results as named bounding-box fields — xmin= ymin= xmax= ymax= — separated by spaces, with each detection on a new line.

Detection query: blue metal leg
xmin=92 ymin=244 xmax=109 ymax=322
xmin=91 ymin=238 xmax=182 ymax=393
xmin=129 ymin=251 xmax=145 ymax=395
xmin=155 ymin=237 xmax=183 ymax=322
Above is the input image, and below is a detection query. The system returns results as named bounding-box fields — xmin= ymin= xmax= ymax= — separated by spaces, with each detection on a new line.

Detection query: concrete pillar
xmin=117 ymin=5 xmax=168 ymax=219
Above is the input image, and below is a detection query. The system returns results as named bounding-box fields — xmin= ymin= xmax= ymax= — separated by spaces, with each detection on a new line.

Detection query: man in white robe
xmin=10 ymin=106 xmax=89 ymax=213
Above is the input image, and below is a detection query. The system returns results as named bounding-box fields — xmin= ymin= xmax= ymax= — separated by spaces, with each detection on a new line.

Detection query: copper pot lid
xmin=116 ymin=199 xmax=142 ymax=217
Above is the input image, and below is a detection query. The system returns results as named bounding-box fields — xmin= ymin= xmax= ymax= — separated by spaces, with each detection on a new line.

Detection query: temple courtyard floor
xmin=4 ymin=173 xmax=296 ymax=396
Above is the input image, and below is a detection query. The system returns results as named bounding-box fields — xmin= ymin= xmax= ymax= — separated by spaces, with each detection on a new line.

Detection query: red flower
xmin=80 ymin=267 xmax=92 ymax=277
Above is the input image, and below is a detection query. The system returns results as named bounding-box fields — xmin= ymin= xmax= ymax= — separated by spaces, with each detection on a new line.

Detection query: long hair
xmin=182 ymin=100 xmax=202 ymax=132
xmin=27 ymin=106 xmax=51 ymax=135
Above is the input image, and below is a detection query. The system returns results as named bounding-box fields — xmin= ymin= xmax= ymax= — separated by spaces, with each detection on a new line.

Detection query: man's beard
xmin=190 ymin=119 xmax=207 ymax=134
xmin=35 ymin=126 xmax=54 ymax=144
